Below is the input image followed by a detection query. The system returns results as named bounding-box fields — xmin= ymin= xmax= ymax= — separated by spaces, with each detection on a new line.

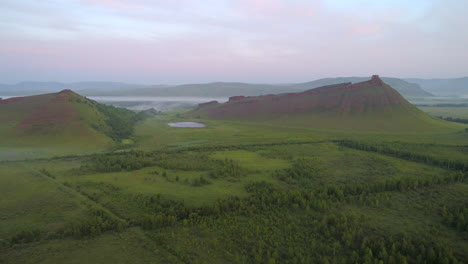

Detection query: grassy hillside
xmin=188 ymin=76 xmax=458 ymax=132
xmin=0 ymin=90 xmax=143 ymax=159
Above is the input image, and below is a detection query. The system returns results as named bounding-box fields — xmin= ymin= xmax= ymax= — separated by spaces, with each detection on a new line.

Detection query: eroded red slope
xmin=192 ymin=75 xmax=410 ymax=119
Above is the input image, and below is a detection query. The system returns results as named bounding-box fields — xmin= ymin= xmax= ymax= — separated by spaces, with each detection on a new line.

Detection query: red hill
xmin=0 ymin=90 xmax=137 ymax=148
xmin=188 ymin=76 xmax=449 ymax=131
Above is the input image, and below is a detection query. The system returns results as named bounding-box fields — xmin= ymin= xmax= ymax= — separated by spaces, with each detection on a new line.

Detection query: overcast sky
xmin=1 ymin=0 xmax=467 ymax=84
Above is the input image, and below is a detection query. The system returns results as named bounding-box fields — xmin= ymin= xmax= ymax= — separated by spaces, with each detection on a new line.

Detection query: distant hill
xmin=188 ymin=76 xmax=453 ymax=132
xmin=91 ymin=77 xmax=431 ymax=99
xmin=0 ymin=81 xmax=148 ymax=96
xmin=85 ymin=82 xmax=288 ymax=97
xmin=0 ymin=90 xmax=140 ymax=147
xmin=289 ymin=77 xmax=433 ymax=97
xmin=1 ymin=78 xmax=432 ymax=99
xmin=405 ymin=77 xmax=468 ymax=96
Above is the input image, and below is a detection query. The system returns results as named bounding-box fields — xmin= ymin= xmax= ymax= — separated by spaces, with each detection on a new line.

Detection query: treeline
xmin=7 ymin=229 xmax=42 ymax=245
xmin=438 ymin=116 xmax=468 ymax=125
xmin=5 ymin=209 xmax=125 ymax=247
xmin=327 ymin=171 xmax=466 ymax=198
xmin=94 ymin=103 xmax=146 ymax=141
xmin=416 ymin=103 xmax=468 ymax=107
xmin=80 ymin=151 xmax=154 ymax=173
xmin=78 ymin=151 xmax=250 ymax=182
xmin=337 ymin=140 xmax=468 ymax=172
xmin=154 ymin=140 xmax=325 ymax=156
xmin=54 ymin=209 xmax=125 ymax=238
xmin=154 ymin=152 xmax=216 ymax=171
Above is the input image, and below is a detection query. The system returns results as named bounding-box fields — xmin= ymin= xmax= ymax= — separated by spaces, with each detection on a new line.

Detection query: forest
xmin=1 ymin=136 xmax=467 ymax=263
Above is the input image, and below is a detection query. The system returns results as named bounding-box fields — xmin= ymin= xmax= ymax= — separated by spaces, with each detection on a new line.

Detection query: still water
xmin=168 ymin=122 xmax=206 ymax=128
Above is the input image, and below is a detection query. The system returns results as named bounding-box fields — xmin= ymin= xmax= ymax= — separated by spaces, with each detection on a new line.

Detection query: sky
xmin=0 ymin=0 xmax=467 ymax=84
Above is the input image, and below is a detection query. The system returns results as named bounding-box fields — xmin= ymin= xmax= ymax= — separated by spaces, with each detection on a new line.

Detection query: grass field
xmin=1 ymin=112 xmax=468 ymax=263
xmin=419 ymin=106 xmax=468 ymax=119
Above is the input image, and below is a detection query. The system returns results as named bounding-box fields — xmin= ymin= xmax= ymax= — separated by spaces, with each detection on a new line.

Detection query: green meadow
xmin=1 ymin=112 xmax=468 ymax=263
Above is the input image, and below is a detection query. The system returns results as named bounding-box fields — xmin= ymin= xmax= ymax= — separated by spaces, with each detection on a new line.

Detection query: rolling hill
xmin=405 ymin=77 xmax=468 ymax=96
xmin=74 ymin=77 xmax=431 ymax=99
xmin=0 ymin=81 xmax=148 ymax=96
xmin=0 ymin=90 xmax=139 ymax=148
xmin=188 ymin=75 xmax=453 ymax=131
xmin=289 ymin=76 xmax=433 ymax=97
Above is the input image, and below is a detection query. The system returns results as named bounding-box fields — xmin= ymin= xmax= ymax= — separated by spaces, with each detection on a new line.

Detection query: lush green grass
xmin=419 ymin=106 xmax=468 ymax=119
xmin=1 ymin=112 xmax=468 ymax=263
xmin=0 ymin=164 xmax=89 ymax=239
xmin=0 ymin=228 xmax=178 ymax=264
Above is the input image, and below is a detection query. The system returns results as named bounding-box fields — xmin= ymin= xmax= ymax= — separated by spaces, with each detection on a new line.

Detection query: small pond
xmin=168 ymin=122 xmax=206 ymax=128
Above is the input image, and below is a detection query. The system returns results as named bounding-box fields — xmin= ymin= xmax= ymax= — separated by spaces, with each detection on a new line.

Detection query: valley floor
xmin=1 ymin=114 xmax=467 ymax=263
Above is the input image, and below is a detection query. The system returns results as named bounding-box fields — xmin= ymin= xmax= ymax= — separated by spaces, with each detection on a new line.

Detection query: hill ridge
xmin=194 ymin=75 xmax=407 ymax=117
xmin=188 ymin=75 xmax=450 ymax=131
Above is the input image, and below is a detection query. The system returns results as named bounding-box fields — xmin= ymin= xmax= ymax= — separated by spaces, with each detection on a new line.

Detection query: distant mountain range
xmin=0 ymin=77 xmax=436 ymax=99
xmin=2 ymin=76 xmax=467 ymax=98
xmin=405 ymin=77 xmax=468 ymax=96
xmin=0 ymin=82 xmax=161 ymax=96
xmin=188 ymin=75 xmax=454 ymax=132
xmin=79 ymin=77 xmax=432 ymax=98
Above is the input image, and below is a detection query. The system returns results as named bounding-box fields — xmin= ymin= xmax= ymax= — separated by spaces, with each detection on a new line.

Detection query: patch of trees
xmin=54 ymin=209 xmax=125 ymax=238
xmin=328 ymin=171 xmax=466 ymax=198
xmin=154 ymin=152 xmax=216 ymax=171
xmin=416 ymin=103 xmax=468 ymax=107
xmin=129 ymin=193 xmax=198 ymax=229
xmin=39 ymin=168 xmax=56 ymax=179
xmin=8 ymin=229 xmax=42 ymax=245
xmin=66 ymin=181 xmax=121 ymax=203
xmin=80 ymin=151 xmax=154 ymax=173
xmin=154 ymin=209 xmax=461 ymax=264
xmin=130 ymin=172 xmax=468 ymax=232
xmin=245 ymin=181 xmax=274 ymax=194
xmin=5 ymin=208 xmax=125 ymax=247
xmin=273 ymin=158 xmax=319 ymax=184
xmin=94 ymin=103 xmax=145 ymax=141
xmin=438 ymin=116 xmax=468 ymax=125
xmin=190 ymin=176 xmax=211 ymax=186
xmin=337 ymin=140 xmax=468 ymax=172
xmin=156 ymin=141 xmax=326 ymax=156
xmin=209 ymin=158 xmax=248 ymax=179
xmin=441 ymin=204 xmax=468 ymax=233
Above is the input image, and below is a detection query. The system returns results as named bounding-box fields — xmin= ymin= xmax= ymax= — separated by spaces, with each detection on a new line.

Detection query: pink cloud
xmin=0 ymin=45 xmax=56 ymax=55
xmin=79 ymin=0 xmax=140 ymax=10
xmin=349 ymin=24 xmax=383 ymax=36
xmin=236 ymin=0 xmax=320 ymax=20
